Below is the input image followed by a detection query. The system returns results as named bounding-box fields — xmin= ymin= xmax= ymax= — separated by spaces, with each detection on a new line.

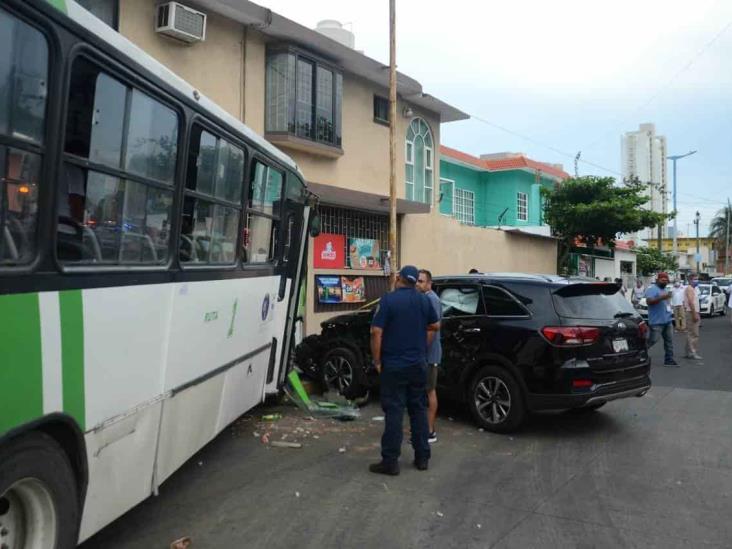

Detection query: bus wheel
xmin=0 ymin=432 xmax=80 ymax=549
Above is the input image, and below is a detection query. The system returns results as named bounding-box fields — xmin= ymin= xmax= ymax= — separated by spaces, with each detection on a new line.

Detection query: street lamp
xmin=694 ymin=210 xmax=701 ymax=273
xmin=667 ymin=150 xmax=697 ymax=263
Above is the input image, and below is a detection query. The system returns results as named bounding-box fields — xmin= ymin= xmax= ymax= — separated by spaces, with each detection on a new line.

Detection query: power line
xmin=467 ymin=113 xmax=623 ymax=177
xmin=583 ymin=17 xmax=732 ymax=151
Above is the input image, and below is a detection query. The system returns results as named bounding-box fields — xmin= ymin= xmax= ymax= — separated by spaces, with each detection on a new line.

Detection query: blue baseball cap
xmin=399 ymin=265 xmax=419 ymax=283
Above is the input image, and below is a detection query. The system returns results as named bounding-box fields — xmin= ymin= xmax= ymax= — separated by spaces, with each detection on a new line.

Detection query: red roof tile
xmin=440 ymin=145 xmax=570 ymax=180
xmin=439 ymin=145 xmax=487 ymax=170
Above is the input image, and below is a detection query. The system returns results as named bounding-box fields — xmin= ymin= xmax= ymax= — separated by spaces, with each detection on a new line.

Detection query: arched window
xmin=405 ymin=118 xmax=433 ymax=204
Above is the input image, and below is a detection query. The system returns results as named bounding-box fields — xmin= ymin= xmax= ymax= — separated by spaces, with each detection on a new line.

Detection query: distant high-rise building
xmin=621 ymin=123 xmax=668 ymax=243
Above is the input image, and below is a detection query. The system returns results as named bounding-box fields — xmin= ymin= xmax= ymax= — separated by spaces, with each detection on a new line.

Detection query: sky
xmin=259 ymin=0 xmax=732 ymax=236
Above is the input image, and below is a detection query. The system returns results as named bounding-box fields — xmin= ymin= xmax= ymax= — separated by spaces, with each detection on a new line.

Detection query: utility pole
xmin=694 ymin=210 xmax=701 ymax=273
xmin=574 ymin=151 xmax=581 ymax=178
xmin=726 ymin=198 xmax=730 ymax=274
xmin=388 ymin=0 xmax=397 ymax=289
xmin=667 ymin=150 xmax=697 ymax=262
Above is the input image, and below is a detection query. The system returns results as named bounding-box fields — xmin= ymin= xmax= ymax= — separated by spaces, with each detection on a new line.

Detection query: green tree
xmin=709 ymin=202 xmax=732 ymax=269
xmin=635 ymin=246 xmax=678 ymax=276
xmin=542 ymin=176 xmax=670 ymax=273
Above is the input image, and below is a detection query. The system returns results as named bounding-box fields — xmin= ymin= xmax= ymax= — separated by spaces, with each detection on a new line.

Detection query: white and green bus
xmin=0 ymin=1 xmax=317 ymax=546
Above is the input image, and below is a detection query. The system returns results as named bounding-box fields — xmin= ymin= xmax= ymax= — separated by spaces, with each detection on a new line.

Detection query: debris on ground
xmin=284 ymin=370 xmax=360 ymax=420
xmin=476 ymin=524 xmax=482 ymax=529
xmin=435 ymin=511 xmax=444 ymax=518
xmin=170 ymin=537 xmax=192 ymax=549
xmin=262 ymin=414 xmax=282 ymax=421
xmin=371 ymin=416 xmax=385 ymax=421
xmin=270 ymin=441 xmax=303 ymax=449
xmin=295 ymin=491 xmax=301 ymax=498
xmin=338 ymin=447 xmax=346 ymax=453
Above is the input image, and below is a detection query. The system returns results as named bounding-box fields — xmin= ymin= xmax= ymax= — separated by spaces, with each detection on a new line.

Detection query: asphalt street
xmin=81 ymin=315 xmax=732 ymax=549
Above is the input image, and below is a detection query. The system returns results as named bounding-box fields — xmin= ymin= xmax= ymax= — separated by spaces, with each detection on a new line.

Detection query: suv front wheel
xmin=468 ymin=365 xmax=526 ymax=433
xmin=320 ymin=344 xmax=368 ymax=400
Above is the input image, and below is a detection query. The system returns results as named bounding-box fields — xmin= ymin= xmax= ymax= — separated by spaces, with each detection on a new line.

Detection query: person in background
xmin=469 ymin=268 xmax=480 ymax=274
xmin=417 ymin=269 xmax=441 ymax=444
xmin=632 ymin=279 xmax=646 ymax=306
xmin=645 ymin=272 xmax=678 ymax=367
xmin=369 ymin=265 xmax=440 ymax=475
xmin=683 ymin=274 xmax=702 ymax=360
xmin=615 ymin=278 xmax=627 ymax=299
xmin=671 ymin=280 xmax=686 ymax=332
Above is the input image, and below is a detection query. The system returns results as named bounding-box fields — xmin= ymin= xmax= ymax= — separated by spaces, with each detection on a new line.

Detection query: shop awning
xmin=307 ymin=182 xmax=431 ymax=215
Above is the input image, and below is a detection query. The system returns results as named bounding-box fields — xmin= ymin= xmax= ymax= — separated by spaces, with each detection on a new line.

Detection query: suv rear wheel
xmin=320 ymin=344 xmax=367 ymax=399
xmin=468 ymin=365 xmax=526 ymax=433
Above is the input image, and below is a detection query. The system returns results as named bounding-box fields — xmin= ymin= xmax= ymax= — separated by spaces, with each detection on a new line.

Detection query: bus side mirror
xmin=309 ymin=213 xmax=321 ymax=237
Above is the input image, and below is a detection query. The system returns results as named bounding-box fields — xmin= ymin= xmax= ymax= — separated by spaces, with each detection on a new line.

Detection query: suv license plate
xmin=612 ymin=338 xmax=629 ymax=353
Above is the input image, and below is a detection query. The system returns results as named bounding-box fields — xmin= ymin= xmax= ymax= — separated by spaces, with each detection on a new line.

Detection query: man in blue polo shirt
xmin=645 ymin=272 xmax=678 ymax=366
xmin=369 ymin=265 xmax=440 ymax=475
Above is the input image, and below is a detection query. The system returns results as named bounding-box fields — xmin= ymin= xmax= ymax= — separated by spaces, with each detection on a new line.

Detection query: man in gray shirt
xmin=417 ymin=269 xmax=441 ymax=443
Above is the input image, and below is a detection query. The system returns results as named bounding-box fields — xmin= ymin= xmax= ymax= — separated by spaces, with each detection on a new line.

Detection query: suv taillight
xmin=541 ymin=326 xmax=600 ymax=346
xmin=638 ymin=321 xmax=649 ymax=339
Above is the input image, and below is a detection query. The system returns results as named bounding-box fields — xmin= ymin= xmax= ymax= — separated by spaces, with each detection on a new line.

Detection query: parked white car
xmin=698 ymin=284 xmax=727 ymax=317
xmin=711 ymin=277 xmax=732 ymax=298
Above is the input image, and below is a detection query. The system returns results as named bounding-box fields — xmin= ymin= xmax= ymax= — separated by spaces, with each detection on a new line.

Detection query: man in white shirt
xmin=684 ymin=274 xmax=702 ymax=360
xmin=632 ymin=279 xmax=645 ymax=306
xmin=671 ymin=280 xmax=686 ymax=332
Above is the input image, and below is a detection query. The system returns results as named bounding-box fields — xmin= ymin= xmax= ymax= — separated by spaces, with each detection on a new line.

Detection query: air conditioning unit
xmin=156 ymin=2 xmax=206 ymax=43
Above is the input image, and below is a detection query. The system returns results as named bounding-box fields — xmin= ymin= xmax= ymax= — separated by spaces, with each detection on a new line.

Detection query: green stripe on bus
xmin=46 ymin=0 xmax=68 ymax=13
xmin=0 ymin=293 xmax=43 ymax=434
xmin=59 ymin=290 xmax=85 ymax=430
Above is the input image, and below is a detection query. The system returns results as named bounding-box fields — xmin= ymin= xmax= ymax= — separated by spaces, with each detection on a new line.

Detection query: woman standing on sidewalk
xmin=684 ymin=274 xmax=702 ymax=360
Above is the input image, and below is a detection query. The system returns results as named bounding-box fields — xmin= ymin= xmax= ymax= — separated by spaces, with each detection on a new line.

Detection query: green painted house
xmin=439 ymin=146 xmax=569 ymax=231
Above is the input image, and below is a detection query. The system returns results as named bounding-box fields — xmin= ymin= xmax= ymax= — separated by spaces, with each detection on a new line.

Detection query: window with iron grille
xmin=454 ymin=188 xmax=475 ymax=225
xmin=319 ymin=205 xmax=389 ymax=265
xmin=517 ymin=191 xmax=528 ymax=221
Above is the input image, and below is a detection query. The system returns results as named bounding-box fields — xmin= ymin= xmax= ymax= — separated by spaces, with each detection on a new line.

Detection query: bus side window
xmin=179 ymin=125 xmax=244 ymax=265
xmin=244 ymin=161 xmax=282 ymax=264
xmin=0 ymin=8 xmax=48 ymax=266
xmin=58 ymin=58 xmax=178 ymax=265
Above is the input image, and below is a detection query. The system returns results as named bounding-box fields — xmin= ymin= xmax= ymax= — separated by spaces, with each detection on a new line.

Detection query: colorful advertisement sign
xmin=313 ymin=233 xmax=346 ymax=269
xmin=348 ymin=238 xmax=381 ymax=270
xmin=316 ymin=275 xmax=366 ymax=304
xmin=341 ymin=276 xmax=366 ymax=303
xmin=316 ymin=276 xmax=343 ymax=304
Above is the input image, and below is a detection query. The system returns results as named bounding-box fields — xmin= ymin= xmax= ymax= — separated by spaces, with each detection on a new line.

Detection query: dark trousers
xmin=380 ymin=363 xmax=430 ymax=465
xmin=648 ymin=322 xmax=674 ymax=363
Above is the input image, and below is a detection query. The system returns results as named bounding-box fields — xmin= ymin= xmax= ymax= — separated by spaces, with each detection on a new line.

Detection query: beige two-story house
xmin=78 ymin=0 xmax=556 ymax=333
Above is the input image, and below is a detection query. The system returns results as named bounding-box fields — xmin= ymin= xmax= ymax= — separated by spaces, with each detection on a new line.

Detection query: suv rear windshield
xmin=552 ymin=285 xmax=636 ymax=320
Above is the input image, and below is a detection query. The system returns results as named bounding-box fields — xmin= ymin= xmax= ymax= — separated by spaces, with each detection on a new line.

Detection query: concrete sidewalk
xmin=81 ymin=317 xmax=732 ymax=548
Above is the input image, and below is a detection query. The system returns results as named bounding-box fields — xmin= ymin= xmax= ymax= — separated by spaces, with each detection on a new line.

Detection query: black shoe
xmin=664 ymin=360 xmax=680 ymax=367
xmin=369 ymin=461 xmax=399 ymax=476
xmin=413 ymin=459 xmax=429 ymax=471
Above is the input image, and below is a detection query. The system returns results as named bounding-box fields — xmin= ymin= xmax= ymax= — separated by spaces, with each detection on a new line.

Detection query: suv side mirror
xmin=309 ymin=213 xmax=321 ymax=238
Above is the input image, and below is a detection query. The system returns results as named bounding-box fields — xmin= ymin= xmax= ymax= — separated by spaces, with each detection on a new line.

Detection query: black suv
xmin=295 ymin=273 xmax=651 ymax=433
